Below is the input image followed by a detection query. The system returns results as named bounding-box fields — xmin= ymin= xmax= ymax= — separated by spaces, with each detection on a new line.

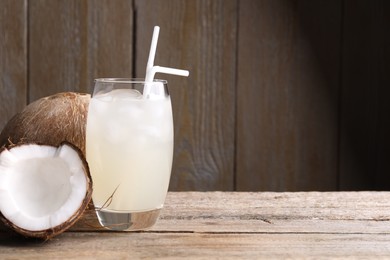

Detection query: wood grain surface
xmin=1 ymin=192 xmax=390 ymax=258
xmin=1 ymin=232 xmax=390 ymax=259
xmin=236 ymin=0 xmax=341 ymax=191
xmin=70 ymin=191 xmax=390 ymax=233
xmin=134 ymin=0 xmax=237 ymax=190
xmin=0 ymin=0 xmax=27 ymax=129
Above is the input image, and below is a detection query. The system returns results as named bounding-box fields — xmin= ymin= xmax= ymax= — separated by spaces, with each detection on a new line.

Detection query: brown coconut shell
xmin=0 ymin=92 xmax=90 ymax=155
xmin=0 ymin=141 xmax=93 ymax=240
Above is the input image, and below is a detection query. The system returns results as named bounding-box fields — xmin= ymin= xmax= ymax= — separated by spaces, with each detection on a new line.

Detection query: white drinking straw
xmin=146 ymin=66 xmax=189 ymax=82
xmin=144 ymin=26 xmax=189 ymax=98
xmin=145 ymin=26 xmax=160 ymax=81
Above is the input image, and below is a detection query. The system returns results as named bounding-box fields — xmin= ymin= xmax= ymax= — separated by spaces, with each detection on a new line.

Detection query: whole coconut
xmin=0 ymin=92 xmax=90 ymax=155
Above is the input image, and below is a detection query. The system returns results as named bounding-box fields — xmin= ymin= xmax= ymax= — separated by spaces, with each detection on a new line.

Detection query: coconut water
xmin=86 ymin=88 xmax=173 ymax=215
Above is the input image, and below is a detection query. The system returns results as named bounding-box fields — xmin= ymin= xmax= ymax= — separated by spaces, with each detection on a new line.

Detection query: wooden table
xmin=1 ymin=192 xmax=390 ymax=258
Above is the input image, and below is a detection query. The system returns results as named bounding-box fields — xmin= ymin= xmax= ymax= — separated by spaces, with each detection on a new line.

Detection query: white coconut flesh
xmin=0 ymin=143 xmax=87 ymax=231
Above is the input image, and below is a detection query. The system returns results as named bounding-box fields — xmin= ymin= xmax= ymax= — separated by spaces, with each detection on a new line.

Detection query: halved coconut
xmin=0 ymin=142 xmax=92 ymax=239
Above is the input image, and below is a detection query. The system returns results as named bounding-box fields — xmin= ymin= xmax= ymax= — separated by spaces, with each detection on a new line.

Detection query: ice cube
xmin=95 ymin=92 xmax=113 ymax=102
xmin=144 ymin=82 xmax=165 ymax=100
xmin=111 ymin=89 xmax=142 ymax=100
xmin=141 ymin=125 xmax=160 ymax=138
xmin=119 ymin=102 xmax=144 ymax=119
xmin=89 ymin=98 xmax=111 ymax=115
xmin=146 ymin=98 xmax=171 ymax=120
xmin=105 ymin=119 xmax=126 ymax=144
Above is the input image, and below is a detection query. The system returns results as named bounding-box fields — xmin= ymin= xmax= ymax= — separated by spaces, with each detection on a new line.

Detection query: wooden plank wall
xmin=28 ymin=0 xmax=134 ymax=100
xmin=0 ymin=0 xmax=27 ymax=130
xmin=0 ymin=0 xmax=389 ymax=191
xmin=339 ymin=0 xmax=390 ymax=190
xmin=134 ymin=0 xmax=237 ymax=190
xmin=236 ymin=1 xmax=341 ymax=191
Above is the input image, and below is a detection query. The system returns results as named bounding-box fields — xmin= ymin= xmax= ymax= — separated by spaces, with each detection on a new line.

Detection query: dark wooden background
xmin=0 ymin=0 xmax=389 ymax=191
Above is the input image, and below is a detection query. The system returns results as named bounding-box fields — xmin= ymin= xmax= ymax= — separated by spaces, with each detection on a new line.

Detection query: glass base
xmin=95 ymin=208 xmax=161 ymax=231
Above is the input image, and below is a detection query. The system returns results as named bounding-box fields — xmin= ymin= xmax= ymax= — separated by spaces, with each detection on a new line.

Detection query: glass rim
xmin=94 ymin=78 xmax=167 ymax=84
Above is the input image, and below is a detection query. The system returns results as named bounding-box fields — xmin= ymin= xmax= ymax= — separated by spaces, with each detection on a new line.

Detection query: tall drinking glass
xmin=86 ymin=78 xmax=173 ymax=231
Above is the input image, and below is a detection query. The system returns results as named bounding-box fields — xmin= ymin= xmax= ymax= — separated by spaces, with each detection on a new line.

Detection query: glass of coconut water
xmin=86 ymin=78 xmax=174 ymax=230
